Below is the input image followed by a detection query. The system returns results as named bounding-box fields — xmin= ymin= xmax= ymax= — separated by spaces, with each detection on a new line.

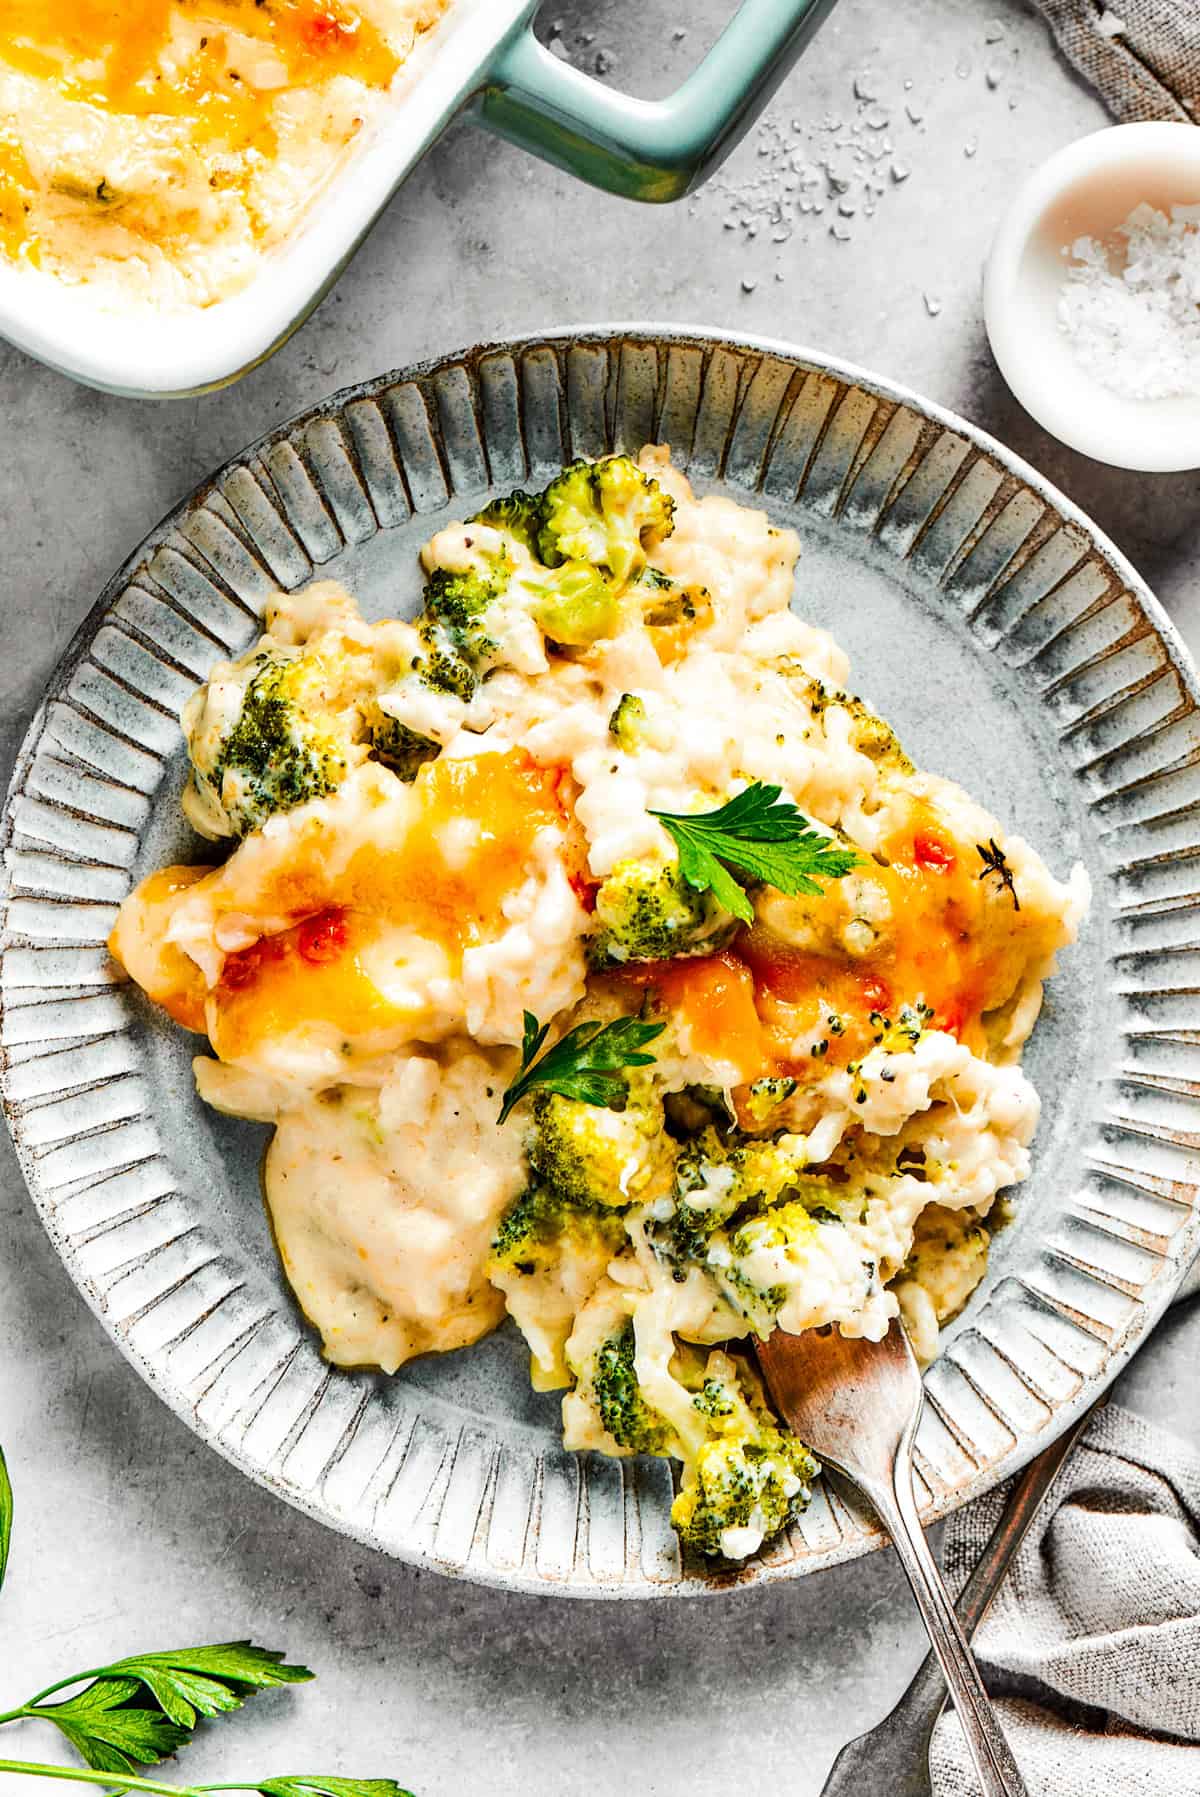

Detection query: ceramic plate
xmin=4 ymin=328 xmax=1200 ymax=1597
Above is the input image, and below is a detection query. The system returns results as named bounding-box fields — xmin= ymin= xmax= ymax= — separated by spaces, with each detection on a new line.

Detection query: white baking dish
xmin=0 ymin=0 xmax=839 ymax=398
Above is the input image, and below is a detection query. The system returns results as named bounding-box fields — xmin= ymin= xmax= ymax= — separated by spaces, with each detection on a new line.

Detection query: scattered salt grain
xmin=1057 ymin=202 xmax=1200 ymax=401
xmin=923 ymin=291 xmax=943 ymax=316
xmin=1096 ymin=9 xmax=1126 ymax=37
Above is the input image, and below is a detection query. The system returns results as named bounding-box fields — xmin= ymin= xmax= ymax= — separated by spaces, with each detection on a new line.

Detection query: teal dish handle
xmin=475 ymin=0 xmax=842 ymax=202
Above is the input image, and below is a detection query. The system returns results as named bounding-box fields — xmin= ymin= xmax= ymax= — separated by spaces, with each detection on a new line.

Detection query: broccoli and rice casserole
xmin=110 ymin=448 xmax=1088 ymax=1562
xmin=0 ymin=0 xmax=449 ymax=306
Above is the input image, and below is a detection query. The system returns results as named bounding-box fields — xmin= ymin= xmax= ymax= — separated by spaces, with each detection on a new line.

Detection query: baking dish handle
xmin=474 ymin=0 xmax=841 ymax=202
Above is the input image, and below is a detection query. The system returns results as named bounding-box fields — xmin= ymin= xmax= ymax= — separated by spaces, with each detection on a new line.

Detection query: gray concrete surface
xmin=2 ymin=1 xmax=1199 ymax=1793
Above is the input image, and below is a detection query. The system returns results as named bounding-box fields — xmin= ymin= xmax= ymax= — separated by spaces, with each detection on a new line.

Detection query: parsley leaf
xmin=257 ymin=1779 xmax=414 ymax=1797
xmin=497 ymin=1012 xmax=665 ymax=1124
xmin=0 ymin=1444 xmax=11 ymax=1598
xmin=14 ymin=1645 xmax=313 ymax=1776
xmin=33 ymin=1678 xmax=191 ymax=1777
xmin=650 ymin=782 xmax=861 ymax=924
xmin=98 ymin=1644 xmax=314 ymax=1728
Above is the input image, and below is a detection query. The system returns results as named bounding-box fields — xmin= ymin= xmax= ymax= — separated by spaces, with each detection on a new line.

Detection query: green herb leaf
xmin=497 ymin=1011 xmax=665 ymax=1124
xmin=650 ymin=782 xmax=861 ymax=923
xmin=257 ymin=1778 xmax=415 ymax=1797
xmin=34 ymin=1679 xmax=191 ymax=1778
xmin=98 ymin=1645 xmax=314 ymax=1729
xmin=0 ymin=1444 xmax=12 ymax=1598
xmin=17 ymin=1645 xmax=314 ymax=1778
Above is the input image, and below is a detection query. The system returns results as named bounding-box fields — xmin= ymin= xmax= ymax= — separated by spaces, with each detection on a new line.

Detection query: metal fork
xmin=758 ymin=1320 xmax=1028 ymax=1797
xmin=810 ymin=1255 xmax=1200 ymax=1795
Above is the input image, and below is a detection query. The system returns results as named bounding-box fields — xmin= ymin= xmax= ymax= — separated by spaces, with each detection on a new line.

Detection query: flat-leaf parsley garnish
xmin=2 ymin=1645 xmax=314 ymax=1778
xmin=0 ymin=1443 xmax=412 ymax=1797
xmin=649 ymin=781 xmax=861 ymax=924
xmin=497 ymin=1011 xmax=665 ymax=1124
xmin=976 ymin=838 xmax=1020 ymax=911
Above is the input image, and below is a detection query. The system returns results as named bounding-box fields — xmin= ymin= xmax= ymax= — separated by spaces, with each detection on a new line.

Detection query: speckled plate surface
xmin=4 ymin=327 xmax=1200 ymax=1597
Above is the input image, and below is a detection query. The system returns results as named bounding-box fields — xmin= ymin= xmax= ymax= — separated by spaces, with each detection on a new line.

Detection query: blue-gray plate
xmin=3 ymin=327 xmax=1199 ymax=1596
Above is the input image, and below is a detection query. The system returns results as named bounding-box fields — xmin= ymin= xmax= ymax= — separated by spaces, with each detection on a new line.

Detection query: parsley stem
xmin=0 ymin=1761 xmax=201 ymax=1795
xmin=0 ymin=1765 xmax=288 ymax=1797
xmin=0 ymin=1669 xmax=124 ymax=1716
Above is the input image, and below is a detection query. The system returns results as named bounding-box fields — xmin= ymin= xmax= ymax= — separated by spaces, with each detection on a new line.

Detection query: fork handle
xmin=863 ymin=1460 xmax=1029 ymax=1797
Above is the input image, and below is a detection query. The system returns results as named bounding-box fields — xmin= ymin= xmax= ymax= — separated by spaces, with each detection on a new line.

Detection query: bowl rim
xmin=983 ymin=120 xmax=1200 ymax=473
xmin=4 ymin=320 xmax=1199 ymax=1597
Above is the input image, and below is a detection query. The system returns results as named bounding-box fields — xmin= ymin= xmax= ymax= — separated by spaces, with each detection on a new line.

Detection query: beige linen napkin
xmin=931 ymin=1404 xmax=1200 ymax=1793
xmin=1033 ymin=0 xmax=1199 ymax=122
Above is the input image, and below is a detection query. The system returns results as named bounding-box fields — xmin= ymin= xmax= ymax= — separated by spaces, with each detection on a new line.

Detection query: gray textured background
xmin=2 ymin=1 xmax=1200 ymax=1793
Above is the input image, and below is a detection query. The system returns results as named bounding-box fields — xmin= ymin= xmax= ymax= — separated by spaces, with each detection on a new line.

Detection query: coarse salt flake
xmin=1057 ymin=201 xmax=1200 ymax=402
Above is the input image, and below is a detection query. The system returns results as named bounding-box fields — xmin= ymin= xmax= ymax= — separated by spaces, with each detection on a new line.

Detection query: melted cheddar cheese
xmin=0 ymin=0 xmax=449 ymax=302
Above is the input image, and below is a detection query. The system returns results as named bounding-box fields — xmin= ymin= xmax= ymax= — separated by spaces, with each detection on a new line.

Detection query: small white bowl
xmin=984 ymin=122 xmax=1200 ymax=472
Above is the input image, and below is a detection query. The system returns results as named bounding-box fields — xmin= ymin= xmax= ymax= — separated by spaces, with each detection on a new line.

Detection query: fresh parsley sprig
xmin=0 ymin=1765 xmax=413 ymax=1797
xmin=497 ymin=1010 xmax=665 ymax=1124
xmin=0 ymin=1646 xmax=316 ymax=1775
xmin=649 ymin=782 xmax=861 ymax=924
xmin=0 ymin=1450 xmax=412 ymax=1797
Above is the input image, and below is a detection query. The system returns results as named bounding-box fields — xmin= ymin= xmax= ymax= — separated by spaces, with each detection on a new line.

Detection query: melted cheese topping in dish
xmin=110 ymin=449 xmax=1089 ymax=1562
xmin=0 ymin=0 xmax=448 ymax=305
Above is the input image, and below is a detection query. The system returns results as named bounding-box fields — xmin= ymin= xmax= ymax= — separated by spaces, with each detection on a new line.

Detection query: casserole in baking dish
xmin=0 ymin=0 xmax=838 ymax=395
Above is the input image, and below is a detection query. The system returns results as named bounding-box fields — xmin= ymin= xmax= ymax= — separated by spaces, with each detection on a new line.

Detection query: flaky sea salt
xmin=1057 ymin=202 xmax=1200 ymax=401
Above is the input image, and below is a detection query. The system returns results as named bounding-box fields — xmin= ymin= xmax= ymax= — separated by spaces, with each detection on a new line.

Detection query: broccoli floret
xmin=716 ymin=1200 xmax=840 ymax=1333
xmin=490 ymin=1186 xmax=629 ymax=1392
xmin=409 ymin=535 xmax=517 ymax=701
xmin=537 ymin=455 xmax=675 ymax=583
xmin=524 ymin=560 xmax=621 ymax=648
xmin=741 ymin=1076 xmax=798 ymax=1129
xmin=799 ymin=674 xmax=914 ymax=774
xmin=588 ymin=858 xmax=735 ymax=968
xmin=672 ymin=1128 xmax=813 ymax=1230
xmin=591 ymin=1321 xmax=676 ymax=1454
xmin=635 ymin=567 xmax=709 ymax=634
xmin=672 ymin=1423 xmax=818 ymax=1559
xmin=471 ymin=489 xmax=542 ymax=557
xmin=415 ymin=643 xmax=479 ymax=701
xmin=608 ymin=692 xmax=647 ymax=749
xmin=489 ymin=1182 xmax=625 ymax=1278
xmin=527 ymin=1088 xmax=673 ymax=1209
xmin=670 ymin=1352 xmax=817 ymax=1559
xmin=363 ymin=703 xmax=440 ymax=782
xmin=184 ymin=650 xmax=351 ymax=839
xmin=422 ymin=560 xmax=508 ymax=664
xmin=416 ymin=548 xmax=512 ymax=693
